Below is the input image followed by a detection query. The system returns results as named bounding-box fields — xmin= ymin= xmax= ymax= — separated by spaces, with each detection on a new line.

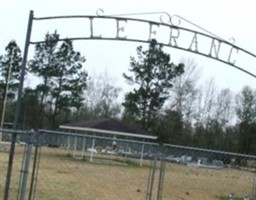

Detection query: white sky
xmin=1 ymin=0 xmax=256 ymax=94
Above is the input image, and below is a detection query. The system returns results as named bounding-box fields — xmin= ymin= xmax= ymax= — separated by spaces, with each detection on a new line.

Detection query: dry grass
xmin=0 ymin=145 xmax=254 ymax=200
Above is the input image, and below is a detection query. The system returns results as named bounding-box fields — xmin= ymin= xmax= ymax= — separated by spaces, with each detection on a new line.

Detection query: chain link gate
xmin=2 ymin=129 xmax=256 ymax=200
xmin=2 ymin=9 xmax=256 ymax=200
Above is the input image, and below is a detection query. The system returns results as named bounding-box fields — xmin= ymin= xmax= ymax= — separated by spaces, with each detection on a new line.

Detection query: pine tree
xmin=29 ymin=31 xmax=87 ymax=128
xmin=122 ymin=39 xmax=184 ymax=131
xmin=0 ymin=40 xmax=22 ymax=124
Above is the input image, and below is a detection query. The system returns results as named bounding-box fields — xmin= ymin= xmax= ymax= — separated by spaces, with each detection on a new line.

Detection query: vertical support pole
xmin=146 ymin=159 xmax=153 ymax=200
xmin=18 ymin=142 xmax=33 ymax=200
xmin=252 ymin=166 xmax=256 ymax=199
xmin=90 ymin=138 xmax=95 ymax=162
xmin=28 ymin=145 xmax=39 ymax=200
xmin=146 ymin=156 xmax=157 ymax=200
xmin=28 ymin=131 xmax=41 ymax=200
xmin=124 ymin=144 xmax=128 ymax=163
xmin=140 ymin=143 xmax=145 ymax=167
xmin=17 ymin=140 xmax=28 ymax=198
xmin=3 ymin=10 xmax=34 ymax=200
xmin=66 ymin=135 xmax=70 ymax=152
xmin=73 ymin=136 xmax=77 ymax=158
xmin=157 ymin=145 xmax=166 ymax=200
xmin=29 ymin=146 xmax=41 ymax=200
xmin=82 ymin=137 xmax=86 ymax=158
xmin=124 ymin=151 xmax=127 ymax=162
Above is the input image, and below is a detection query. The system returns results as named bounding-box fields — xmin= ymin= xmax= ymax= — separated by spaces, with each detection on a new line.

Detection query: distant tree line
xmin=1 ymin=31 xmax=256 ymax=154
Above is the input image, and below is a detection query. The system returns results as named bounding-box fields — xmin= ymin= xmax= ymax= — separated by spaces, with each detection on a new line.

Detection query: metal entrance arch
xmin=3 ymin=9 xmax=256 ymax=200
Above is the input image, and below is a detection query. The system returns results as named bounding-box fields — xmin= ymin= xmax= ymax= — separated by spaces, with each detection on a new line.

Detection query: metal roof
xmin=59 ymin=118 xmax=157 ymax=140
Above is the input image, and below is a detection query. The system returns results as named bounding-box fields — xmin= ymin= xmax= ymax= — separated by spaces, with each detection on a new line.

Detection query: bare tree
xmin=168 ymin=58 xmax=201 ymax=128
xmin=195 ymin=78 xmax=217 ymax=127
xmin=84 ymin=71 xmax=122 ymax=118
xmin=214 ymin=88 xmax=235 ymax=127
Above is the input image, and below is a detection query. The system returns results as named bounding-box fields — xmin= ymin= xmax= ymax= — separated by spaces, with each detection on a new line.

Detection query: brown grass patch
xmin=0 ymin=145 xmax=254 ymax=200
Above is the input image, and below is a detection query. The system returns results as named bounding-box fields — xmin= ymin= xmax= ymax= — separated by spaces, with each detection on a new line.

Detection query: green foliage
xmin=0 ymin=40 xmax=22 ymax=124
xmin=0 ymin=40 xmax=22 ymax=87
xmin=0 ymin=42 xmax=22 ymax=98
xmin=28 ymin=31 xmax=87 ymax=128
xmin=122 ymin=39 xmax=184 ymax=131
xmin=235 ymin=86 xmax=256 ymax=154
xmin=20 ymin=88 xmax=41 ymax=129
xmin=236 ymin=86 xmax=256 ymax=123
xmin=2 ymin=35 xmax=256 ymax=154
xmin=154 ymin=110 xmax=184 ymax=144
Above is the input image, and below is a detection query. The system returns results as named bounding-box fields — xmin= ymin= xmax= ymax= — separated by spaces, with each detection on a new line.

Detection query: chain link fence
xmin=162 ymin=144 xmax=256 ymax=200
xmin=1 ymin=129 xmax=256 ymax=200
xmin=0 ymin=130 xmax=33 ymax=200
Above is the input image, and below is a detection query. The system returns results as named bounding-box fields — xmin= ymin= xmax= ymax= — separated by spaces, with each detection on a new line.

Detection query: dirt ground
xmin=0 ymin=145 xmax=254 ymax=200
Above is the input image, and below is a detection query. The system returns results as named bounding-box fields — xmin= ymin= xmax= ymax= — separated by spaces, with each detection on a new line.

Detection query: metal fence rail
xmin=1 ymin=129 xmax=256 ymax=200
xmin=162 ymin=144 xmax=256 ymax=200
xmin=0 ymin=129 xmax=33 ymax=200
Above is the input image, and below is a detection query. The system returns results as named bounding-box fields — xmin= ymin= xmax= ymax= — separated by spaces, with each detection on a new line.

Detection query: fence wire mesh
xmin=1 ymin=129 xmax=256 ymax=200
xmin=162 ymin=144 xmax=256 ymax=200
xmin=33 ymin=130 xmax=159 ymax=200
xmin=0 ymin=130 xmax=32 ymax=200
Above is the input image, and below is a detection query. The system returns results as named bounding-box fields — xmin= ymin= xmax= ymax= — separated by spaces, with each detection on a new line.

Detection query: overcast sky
xmin=1 ymin=0 xmax=256 ymax=94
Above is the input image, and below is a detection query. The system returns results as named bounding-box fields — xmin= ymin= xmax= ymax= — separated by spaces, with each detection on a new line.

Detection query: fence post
xmin=28 ymin=131 xmax=41 ymax=200
xmin=252 ymin=167 xmax=256 ymax=199
xmin=73 ymin=136 xmax=77 ymax=158
xmin=66 ymin=135 xmax=70 ymax=152
xmin=18 ymin=135 xmax=33 ymax=200
xmin=140 ymin=143 xmax=145 ymax=167
xmin=3 ymin=10 xmax=34 ymax=200
xmin=82 ymin=137 xmax=86 ymax=158
xmin=90 ymin=138 xmax=95 ymax=162
xmin=146 ymin=156 xmax=157 ymax=200
xmin=157 ymin=144 xmax=166 ymax=200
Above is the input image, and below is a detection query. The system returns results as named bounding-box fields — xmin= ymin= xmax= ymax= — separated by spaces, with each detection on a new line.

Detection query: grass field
xmin=0 ymin=145 xmax=255 ymax=200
